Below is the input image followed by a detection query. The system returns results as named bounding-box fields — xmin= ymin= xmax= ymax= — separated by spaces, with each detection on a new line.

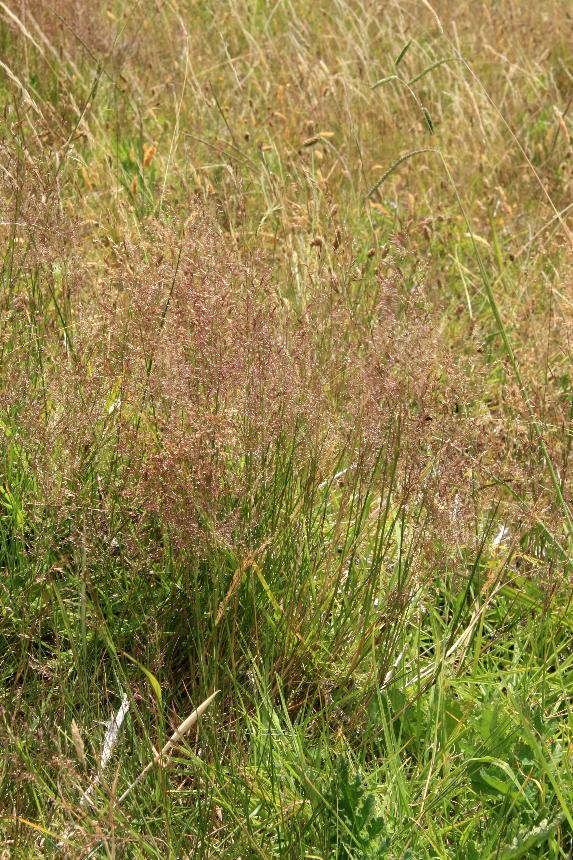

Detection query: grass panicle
xmin=1 ymin=0 xmax=573 ymax=856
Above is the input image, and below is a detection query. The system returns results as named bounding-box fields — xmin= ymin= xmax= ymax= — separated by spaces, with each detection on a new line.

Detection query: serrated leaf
xmin=498 ymin=813 xmax=566 ymax=860
xmin=325 ymin=757 xmax=389 ymax=858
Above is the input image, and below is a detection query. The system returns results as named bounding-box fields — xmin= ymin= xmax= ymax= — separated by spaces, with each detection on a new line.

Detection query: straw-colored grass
xmin=1 ymin=1 xmax=573 ymax=856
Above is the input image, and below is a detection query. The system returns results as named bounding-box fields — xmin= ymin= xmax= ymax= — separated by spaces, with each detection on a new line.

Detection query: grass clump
xmin=1 ymin=0 xmax=573 ymax=857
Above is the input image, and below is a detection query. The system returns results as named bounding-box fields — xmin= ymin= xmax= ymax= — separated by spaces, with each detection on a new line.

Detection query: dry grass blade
xmin=3 ymin=0 xmax=573 ymax=854
xmin=99 ymin=693 xmax=131 ymax=772
xmin=215 ymin=558 xmax=254 ymax=626
xmin=70 ymin=719 xmax=86 ymax=769
xmin=117 ymin=690 xmax=220 ymax=804
xmin=403 ymin=581 xmax=504 ymax=690
xmin=0 ymin=1 xmax=45 ymax=55
xmin=0 ymin=58 xmax=44 ymax=118
xmin=79 ymin=692 xmax=130 ymax=809
xmin=215 ymin=540 xmax=271 ymax=626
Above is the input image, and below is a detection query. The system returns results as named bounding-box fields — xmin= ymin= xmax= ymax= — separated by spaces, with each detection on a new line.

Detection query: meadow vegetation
xmin=1 ymin=0 xmax=573 ymax=856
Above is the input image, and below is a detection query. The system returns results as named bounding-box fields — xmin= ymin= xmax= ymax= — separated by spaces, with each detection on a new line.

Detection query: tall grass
xmin=1 ymin=0 xmax=573 ymax=856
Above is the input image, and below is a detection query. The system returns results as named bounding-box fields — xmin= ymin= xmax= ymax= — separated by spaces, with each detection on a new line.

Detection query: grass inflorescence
xmin=1 ymin=0 xmax=573 ymax=856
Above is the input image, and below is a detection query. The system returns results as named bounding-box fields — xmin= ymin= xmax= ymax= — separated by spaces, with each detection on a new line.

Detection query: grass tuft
xmin=1 ymin=0 xmax=573 ymax=856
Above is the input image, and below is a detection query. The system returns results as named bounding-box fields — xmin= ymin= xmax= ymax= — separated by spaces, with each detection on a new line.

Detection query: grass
xmin=1 ymin=0 xmax=573 ymax=856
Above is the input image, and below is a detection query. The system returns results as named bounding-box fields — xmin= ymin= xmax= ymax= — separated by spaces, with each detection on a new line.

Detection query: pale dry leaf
xmin=71 ymin=719 xmax=86 ymax=768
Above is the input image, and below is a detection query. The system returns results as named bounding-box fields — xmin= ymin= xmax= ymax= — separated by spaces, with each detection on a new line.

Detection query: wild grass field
xmin=1 ymin=0 xmax=573 ymax=856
